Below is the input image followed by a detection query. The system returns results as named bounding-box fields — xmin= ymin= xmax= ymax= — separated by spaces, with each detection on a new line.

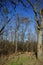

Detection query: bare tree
xmin=14 ymin=14 xmax=21 ymax=53
xmin=0 ymin=0 xmax=43 ymax=59
xmin=19 ymin=17 xmax=30 ymax=52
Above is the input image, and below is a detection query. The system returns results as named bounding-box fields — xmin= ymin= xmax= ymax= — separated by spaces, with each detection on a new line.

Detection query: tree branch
xmin=20 ymin=0 xmax=40 ymax=27
xmin=0 ymin=16 xmax=13 ymax=35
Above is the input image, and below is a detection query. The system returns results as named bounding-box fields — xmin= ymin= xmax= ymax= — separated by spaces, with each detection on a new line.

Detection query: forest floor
xmin=0 ymin=52 xmax=43 ymax=65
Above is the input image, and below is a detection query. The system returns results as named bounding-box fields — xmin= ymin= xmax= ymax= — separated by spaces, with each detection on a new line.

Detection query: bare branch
xmin=11 ymin=0 xmax=16 ymax=9
xmin=0 ymin=16 xmax=13 ymax=35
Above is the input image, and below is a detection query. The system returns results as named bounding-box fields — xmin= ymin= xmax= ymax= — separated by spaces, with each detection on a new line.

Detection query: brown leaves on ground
xmin=0 ymin=52 xmax=43 ymax=65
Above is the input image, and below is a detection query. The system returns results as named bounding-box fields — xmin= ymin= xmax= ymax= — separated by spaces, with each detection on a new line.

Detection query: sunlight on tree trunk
xmin=37 ymin=30 xmax=42 ymax=59
xmin=37 ymin=9 xmax=43 ymax=60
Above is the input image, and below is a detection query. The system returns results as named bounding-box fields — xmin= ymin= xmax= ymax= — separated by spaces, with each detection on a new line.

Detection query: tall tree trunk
xmin=37 ymin=9 xmax=43 ymax=60
xmin=37 ymin=30 xmax=43 ymax=59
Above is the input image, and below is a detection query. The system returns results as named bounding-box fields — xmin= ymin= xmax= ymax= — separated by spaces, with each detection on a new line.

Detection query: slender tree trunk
xmin=27 ymin=42 xmax=28 ymax=52
xmin=15 ymin=31 xmax=18 ymax=53
xmin=15 ymin=40 xmax=17 ymax=53
xmin=15 ymin=31 xmax=17 ymax=53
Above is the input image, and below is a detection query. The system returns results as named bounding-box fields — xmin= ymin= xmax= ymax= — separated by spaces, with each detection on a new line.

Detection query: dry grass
xmin=0 ymin=52 xmax=43 ymax=65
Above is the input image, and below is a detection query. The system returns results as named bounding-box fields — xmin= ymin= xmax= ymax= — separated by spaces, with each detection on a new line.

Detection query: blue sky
xmin=0 ymin=0 xmax=43 ymax=41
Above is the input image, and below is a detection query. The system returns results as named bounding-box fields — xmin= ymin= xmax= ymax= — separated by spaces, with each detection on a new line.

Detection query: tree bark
xmin=37 ymin=30 xmax=43 ymax=59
